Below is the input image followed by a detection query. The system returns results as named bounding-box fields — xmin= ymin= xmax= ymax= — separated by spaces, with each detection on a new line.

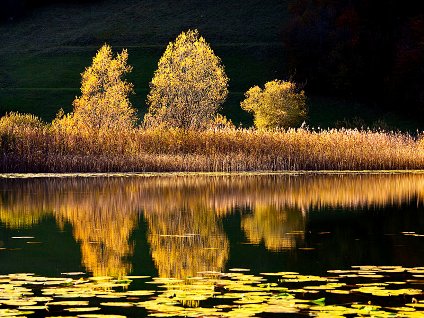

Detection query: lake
xmin=0 ymin=172 xmax=423 ymax=317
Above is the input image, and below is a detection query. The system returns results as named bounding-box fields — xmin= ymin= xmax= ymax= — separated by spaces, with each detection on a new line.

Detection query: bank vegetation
xmin=1 ymin=30 xmax=423 ymax=172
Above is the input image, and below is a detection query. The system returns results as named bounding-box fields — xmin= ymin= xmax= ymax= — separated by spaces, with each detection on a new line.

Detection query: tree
xmin=241 ymin=80 xmax=307 ymax=129
xmin=70 ymin=44 xmax=136 ymax=133
xmin=145 ymin=29 xmax=229 ymax=129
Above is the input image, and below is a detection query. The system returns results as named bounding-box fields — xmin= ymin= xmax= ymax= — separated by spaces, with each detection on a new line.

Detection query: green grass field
xmin=0 ymin=0 xmax=422 ymax=130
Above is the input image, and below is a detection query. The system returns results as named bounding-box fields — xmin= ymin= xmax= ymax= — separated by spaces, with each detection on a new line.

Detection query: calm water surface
xmin=0 ymin=173 xmax=423 ymax=317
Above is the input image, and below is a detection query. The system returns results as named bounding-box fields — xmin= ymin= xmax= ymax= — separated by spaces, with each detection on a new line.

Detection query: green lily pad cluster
xmin=0 ymin=266 xmax=422 ymax=317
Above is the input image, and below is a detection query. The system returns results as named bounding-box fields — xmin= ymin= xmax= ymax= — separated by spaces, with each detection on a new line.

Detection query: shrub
xmin=0 ymin=112 xmax=44 ymax=132
xmin=145 ymin=29 xmax=229 ymax=130
xmin=241 ymin=80 xmax=307 ymax=129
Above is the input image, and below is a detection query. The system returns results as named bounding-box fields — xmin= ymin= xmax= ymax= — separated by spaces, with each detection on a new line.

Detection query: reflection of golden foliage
xmin=0 ymin=180 xmax=50 ymax=228
xmin=1 ymin=173 xmax=424 ymax=278
xmin=56 ymin=203 xmax=136 ymax=278
xmin=51 ymin=180 xmax=139 ymax=278
xmin=0 ymin=207 xmax=47 ymax=228
xmin=0 ymin=178 xmax=138 ymax=277
xmin=145 ymin=209 xmax=228 ymax=279
xmin=242 ymin=205 xmax=305 ymax=251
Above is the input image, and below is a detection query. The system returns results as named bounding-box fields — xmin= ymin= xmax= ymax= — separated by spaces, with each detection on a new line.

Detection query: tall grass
xmin=0 ymin=113 xmax=423 ymax=172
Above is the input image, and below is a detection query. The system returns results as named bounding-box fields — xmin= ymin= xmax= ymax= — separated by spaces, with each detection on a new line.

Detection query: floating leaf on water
xmin=327 ymin=270 xmax=352 ymax=274
xmin=215 ymin=304 xmax=236 ymax=309
xmin=124 ymin=290 xmax=156 ymax=296
xmin=48 ymin=301 xmax=89 ymax=306
xmin=326 ymin=290 xmax=350 ymax=294
xmin=0 ymin=309 xmax=35 ymax=316
xmin=406 ymin=303 xmax=424 ymax=308
xmin=311 ymin=298 xmax=326 ymax=306
xmin=386 ymin=306 xmax=416 ymax=312
xmin=89 ymin=276 xmax=114 ymax=281
xmin=357 ymin=283 xmax=388 ymax=287
xmin=61 ymin=272 xmax=85 ymax=276
xmin=96 ymin=295 xmax=125 ymax=299
xmin=358 ymin=274 xmax=385 ymax=278
xmin=65 ymin=307 xmax=101 ymax=312
xmin=100 ymin=302 xmax=133 ymax=307
xmin=11 ymin=237 xmax=35 ymax=239
xmin=77 ymin=315 xmax=126 ymax=318
xmin=1 ymin=300 xmax=37 ymax=306
xmin=351 ymin=304 xmax=381 ymax=310
xmin=264 ymin=306 xmax=300 ymax=313
xmin=310 ymin=304 xmax=357 ymax=314
xmin=17 ymin=306 xmax=47 ymax=310
xmin=124 ymin=276 xmax=150 ymax=279
xmin=408 ymin=268 xmax=424 ymax=274
xmin=228 ymin=268 xmax=250 ymax=272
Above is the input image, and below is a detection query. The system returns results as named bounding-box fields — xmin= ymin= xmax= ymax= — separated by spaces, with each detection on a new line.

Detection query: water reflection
xmin=242 ymin=205 xmax=305 ymax=251
xmin=0 ymin=173 xmax=423 ymax=277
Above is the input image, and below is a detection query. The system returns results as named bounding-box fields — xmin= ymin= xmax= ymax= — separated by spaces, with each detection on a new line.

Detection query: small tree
xmin=71 ymin=44 xmax=136 ymax=133
xmin=241 ymin=80 xmax=307 ymax=129
xmin=145 ymin=29 xmax=229 ymax=129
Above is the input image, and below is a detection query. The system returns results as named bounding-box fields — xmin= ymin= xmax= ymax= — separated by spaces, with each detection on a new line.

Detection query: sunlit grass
xmin=1 ymin=120 xmax=424 ymax=172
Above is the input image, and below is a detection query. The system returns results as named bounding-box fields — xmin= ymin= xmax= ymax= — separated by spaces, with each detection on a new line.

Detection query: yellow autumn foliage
xmin=61 ymin=44 xmax=137 ymax=134
xmin=0 ymin=112 xmax=44 ymax=131
xmin=145 ymin=29 xmax=229 ymax=129
xmin=241 ymin=80 xmax=307 ymax=129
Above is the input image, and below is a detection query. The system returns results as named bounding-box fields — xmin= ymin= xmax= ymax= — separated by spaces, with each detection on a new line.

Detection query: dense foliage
xmin=53 ymin=44 xmax=136 ymax=134
xmin=241 ymin=80 xmax=307 ymax=129
xmin=145 ymin=30 xmax=229 ymax=130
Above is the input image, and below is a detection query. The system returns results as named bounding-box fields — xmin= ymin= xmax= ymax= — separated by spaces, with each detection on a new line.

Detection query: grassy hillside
xmin=0 ymin=0 xmax=422 ymax=130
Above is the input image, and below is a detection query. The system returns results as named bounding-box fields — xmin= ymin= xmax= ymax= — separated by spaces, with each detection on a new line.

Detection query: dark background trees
xmin=284 ymin=0 xmax=424 ymax=115
xmin=1 ymin=0 xmax=423 ymax=129
xmin=1 ymin=0 xmax=98 ymax=21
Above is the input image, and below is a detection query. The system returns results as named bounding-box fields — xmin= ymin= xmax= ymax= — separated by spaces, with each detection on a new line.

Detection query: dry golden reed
xmin=1 ymin=123 xmax=423 ymax=172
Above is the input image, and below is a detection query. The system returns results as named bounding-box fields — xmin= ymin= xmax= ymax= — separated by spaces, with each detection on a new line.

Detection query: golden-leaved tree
xmin=241 ymin=80 xmax=307 ymax=129
xmin=57 ymin=44 xmax=136 ymax=134
xmin=145 ymin=29 xmax=229 ymax=130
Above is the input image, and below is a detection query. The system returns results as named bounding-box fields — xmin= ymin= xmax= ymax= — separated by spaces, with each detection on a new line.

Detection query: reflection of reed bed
xmin=1 ymin=128 xmax=424 ymax=172
xmin=1 ymin=173 xmax=424 ymax=217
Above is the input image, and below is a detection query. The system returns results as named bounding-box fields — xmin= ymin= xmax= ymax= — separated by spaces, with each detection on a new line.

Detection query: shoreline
xmin=2 ymin=169 xmax=424 ymax=179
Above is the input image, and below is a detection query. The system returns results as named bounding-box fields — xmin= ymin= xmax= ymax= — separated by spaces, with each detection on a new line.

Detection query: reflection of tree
xmin=0 ymin=173 xmax=424 ymax=278
xmin=54 ymin=201 xmax=137 ymax=278
xmin=0 ymin=178 xmax=138 ymax=277
xmin=50 ymin=181 xmax=139 ymax=277
xmin=145 ymin=208 xmax=228 ymax=279
xmin=0 ymin=180 xmax=50 ymax=228
xmin=242 ymin=205 xmax=305 ymax=251
xmin=0 ymin=206 xmax=47 ymax=229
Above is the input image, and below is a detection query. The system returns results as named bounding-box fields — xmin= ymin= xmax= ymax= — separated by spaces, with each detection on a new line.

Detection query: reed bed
xmin=0 ymin=124 xmax=423 ymax=172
